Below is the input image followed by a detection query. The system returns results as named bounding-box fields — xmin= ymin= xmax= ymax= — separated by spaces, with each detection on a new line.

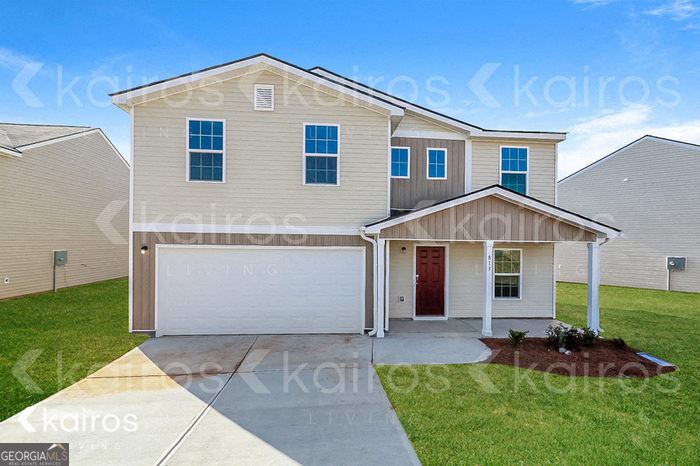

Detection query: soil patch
xmin=480 ymin=338 xmax=676 ymax=378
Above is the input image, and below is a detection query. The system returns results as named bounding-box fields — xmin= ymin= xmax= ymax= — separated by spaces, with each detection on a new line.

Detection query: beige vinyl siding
xmin=471 ymin=139 xmax=556 ymax=203
xmin=379 ymin=195 xmax=597 ymax=242
xmin=394 ymin=112 xmax=465 ymax=137
xmin=132 ymin=232 xmax=374 ymax=331
xmin=132 ymin=69 xmax=389 ymax=228
xmin=555 ymin=137 xmax=700 ymax=293
xmin=388 ymin=242 xmax=554 ymax=318
xmin=0 ymin=132 xmax=129 ymax=299
xmin=390 ymin=137 xmax=465 ymax=210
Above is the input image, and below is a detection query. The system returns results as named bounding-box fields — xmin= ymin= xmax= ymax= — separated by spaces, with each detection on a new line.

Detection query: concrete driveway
xmin=0 ymin=335 xmax=422 ymax=466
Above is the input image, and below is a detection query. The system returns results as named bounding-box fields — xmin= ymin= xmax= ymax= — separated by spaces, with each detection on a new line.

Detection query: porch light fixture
xmin=401 ymin=246 xmax=407 ymax=253
xmin=141 ymin=246 xmax=149 ymax=255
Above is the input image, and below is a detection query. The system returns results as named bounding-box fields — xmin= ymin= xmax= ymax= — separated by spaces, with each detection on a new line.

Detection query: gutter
xmin=359 ymin=227 xmax=379 ymax=336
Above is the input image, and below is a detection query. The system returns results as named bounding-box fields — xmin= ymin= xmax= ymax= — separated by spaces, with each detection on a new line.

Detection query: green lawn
xmin=0 ymin=278 xmax=148 ymax=421
xmin=376 ymin=283 xmax=700 ymax=465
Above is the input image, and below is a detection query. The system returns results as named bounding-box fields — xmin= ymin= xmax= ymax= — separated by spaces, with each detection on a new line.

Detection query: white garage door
xmin=156 ymin=246 xmax=365 ymax=336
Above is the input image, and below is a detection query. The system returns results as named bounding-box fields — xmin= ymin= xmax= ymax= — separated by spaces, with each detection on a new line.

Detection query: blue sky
xmin=1 ymin=0 xmax=699 ymax=177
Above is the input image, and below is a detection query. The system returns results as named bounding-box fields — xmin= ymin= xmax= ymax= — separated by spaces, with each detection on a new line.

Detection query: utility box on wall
xmin=54 ymin=250 xmax=68 ymax=266
xmin=667 ymin=257 xmax=686 ymax=270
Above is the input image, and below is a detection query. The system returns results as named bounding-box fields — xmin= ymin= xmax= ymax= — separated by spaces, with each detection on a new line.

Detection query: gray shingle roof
xmin=0 ymin=123 xmax=94 ymax=150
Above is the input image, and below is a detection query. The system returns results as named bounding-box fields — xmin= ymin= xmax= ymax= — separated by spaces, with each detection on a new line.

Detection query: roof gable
xmin=559 ymin=135 xmax=700 ymax=185
xmin=110 ymin=54 xmax=405 ymax=117
xmin=364 ymin=185 xmax=621 ymax=239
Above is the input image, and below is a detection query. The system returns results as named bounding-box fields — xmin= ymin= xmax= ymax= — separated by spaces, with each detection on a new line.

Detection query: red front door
xmin=415 ymin=247 xmax=445 ymax=316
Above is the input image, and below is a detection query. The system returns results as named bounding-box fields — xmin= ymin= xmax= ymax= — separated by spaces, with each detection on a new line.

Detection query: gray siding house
xmin=556 ymin=135 xmax=700 ymax=293
xmin=0 ymin=124 xmax=130 ymax=299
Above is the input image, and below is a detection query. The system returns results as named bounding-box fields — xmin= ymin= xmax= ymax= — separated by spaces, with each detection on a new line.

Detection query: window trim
xmin=499 ymin=145 xmax=529 ymax=195
xmin=186 ymin=117 xmax=226 ymax=183
xmin=426 ymin=147 xmax=447 ymax=180
xmin=390 ymin=146 xmax=411 ymax=179
xmin=254 ymin=84 xmax=274 ymax=111
xmin=493 ymin=248 xmax=523 ymax=300
xmin=302 ymin=122 xmax=340 ymax=186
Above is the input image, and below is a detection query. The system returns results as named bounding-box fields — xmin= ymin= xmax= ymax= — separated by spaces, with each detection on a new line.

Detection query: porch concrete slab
xmin=462 ymin=318 xmax=564 ymax=338
xmin=0 ymin=373 xmax=230 ymax=466
xmin=373 ymin=333 xmax=492 ymax=365
xmin=164 ymin=368 xmax=420 ymax=466
xmin=89 ymin=335 xmax=257 ymax=377
xmin=238 ymin=334 xmax=372 ymax=372
xmin=388 ymin=318 xmax=480 ymax=334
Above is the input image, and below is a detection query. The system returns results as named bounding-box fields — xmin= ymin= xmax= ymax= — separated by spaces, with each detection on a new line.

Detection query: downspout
xmin=359 ymin=227 xmax=379 ymax=336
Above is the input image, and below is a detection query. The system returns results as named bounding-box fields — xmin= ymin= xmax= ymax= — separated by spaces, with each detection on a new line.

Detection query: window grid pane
xmin=189 ymin=120 xmax=224 ymax=151
xmin=427 ymin=149 xmax=446 ymax=179
xmin=501 ymin=173 xmax=526 ymax=194
xmin=305 ymin=125 xmax=338 ymax=155
xmin=190 ymin=151 xmax=223 ymax=181
xmin=391 ymin=148 xmax=409 ymax=177
xmin=306 ymin=156 xmax=337 ymax=185
xmin=494 ymin=250 xmax=521 ymax=298
xmin=501 ymin=147 xmax=527 ymax=172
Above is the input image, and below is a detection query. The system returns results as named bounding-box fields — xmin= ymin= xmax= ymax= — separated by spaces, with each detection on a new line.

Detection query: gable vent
xmin=254 ymin=84 xmax=274 ymax=111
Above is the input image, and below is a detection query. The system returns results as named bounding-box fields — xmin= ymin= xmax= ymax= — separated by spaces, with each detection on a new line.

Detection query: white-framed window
xmin=426 ymin=148 xmax=447 ymax=180
xmin=303 ymin=123 xmax=339 ymax=185
xmin=254 ymin=84 xmax=274 ymax=111
xmin=494 ymin=249 xmax=522 ymax=299
xmin=391 ymin=147 xmax=410 ymax=178
xmin=187 ymin=118 xmax=225 ymax=183
xmin=500 ymin=146 xmax=528 ymax=195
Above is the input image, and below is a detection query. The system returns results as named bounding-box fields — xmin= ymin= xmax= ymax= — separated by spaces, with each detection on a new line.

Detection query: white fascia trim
xmin=311 ymin=68 xmax=566 ymax=141
xmin=559 ymin=135 xmax=700 ymax=185
xmin=363 ymin=186 xmax=622 ymax=238
xmin=132 ymin=223 xmax=361 ymax=236
xmin=112 ymin=56 xmax=404 ymax=117
xmin=392 ymin=130 xmax=467 ymax=141
xmin=0 ymin=147 xmax=22 ymax=158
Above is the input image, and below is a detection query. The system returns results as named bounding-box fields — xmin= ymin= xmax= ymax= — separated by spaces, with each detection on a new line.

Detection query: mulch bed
xmin=480 ymin=338 xmax=676 ymax=378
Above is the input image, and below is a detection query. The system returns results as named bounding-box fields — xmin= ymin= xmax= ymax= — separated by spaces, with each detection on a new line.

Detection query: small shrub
xmin=546 ymin=324 xmax=566 ymax=349
xmin=546 ymin=324 xmax=583 ymax=350
xmin=581 ymin=327 xmax=598 ymax=347
xmin=508 ymin=329 xmax=529 ymax=347
xmin=612 ymin=338 xmax=627 ymax=350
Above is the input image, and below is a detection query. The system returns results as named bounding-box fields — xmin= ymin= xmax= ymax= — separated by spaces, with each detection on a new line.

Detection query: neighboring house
xmin=110 ymin=53 xmax=620 ymax=338
xmin=0 ymin=123 xmax=130 ymax=300
xmin=556 ymin=135 xmax=700 ymax=293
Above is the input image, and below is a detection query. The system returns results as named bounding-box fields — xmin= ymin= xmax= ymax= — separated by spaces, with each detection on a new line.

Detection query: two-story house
xmin=110 ymin=54 xmax=621 ymax=338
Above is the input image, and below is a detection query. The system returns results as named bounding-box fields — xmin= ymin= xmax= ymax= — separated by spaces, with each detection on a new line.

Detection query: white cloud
xmin=558 ymin=106 xmax=700 ymax=179
xmin=0 ymin=47 xmax=33 ymax=71
xmin=645 ymin=0 xmax=699 ymax=20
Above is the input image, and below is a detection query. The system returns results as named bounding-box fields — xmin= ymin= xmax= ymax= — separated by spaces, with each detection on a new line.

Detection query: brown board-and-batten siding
xmin=390 ymin=137 xmax=465 ymax=211
xmin=379 ymin=195 xmax=598 ymax=242
xmin=132 ymin=232 xmax=374 ymax=332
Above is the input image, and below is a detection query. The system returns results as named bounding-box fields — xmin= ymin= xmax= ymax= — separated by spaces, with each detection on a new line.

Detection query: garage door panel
xmin=156 ymin=247 xmax=365 ymax=336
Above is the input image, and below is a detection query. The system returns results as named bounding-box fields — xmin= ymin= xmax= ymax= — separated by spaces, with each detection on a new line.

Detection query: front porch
xmin=362 ymin=186 xmax=623 ymax=338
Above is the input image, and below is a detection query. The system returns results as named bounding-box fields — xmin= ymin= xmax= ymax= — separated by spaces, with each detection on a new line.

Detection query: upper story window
xmin=427 ymin=148 xmax=447 ymax=180
xmin=188 ymin=119 xmax=225 ymax=182
xmin=304 ymin=124 xmax=339 ymax=185
xmin=391 ymin=147 xmax=410 ymax=178
xmin=500 ymin=147 xmax=528 ymax=195
xmin=494 ymin=249 xmax=522 ymax=299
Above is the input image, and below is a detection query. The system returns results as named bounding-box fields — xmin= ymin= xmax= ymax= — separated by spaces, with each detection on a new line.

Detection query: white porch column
xmin=482 ymin=240 xmax=494 ymax=337
xmin=384 ymin=239 xmax=390 ymax=333
xmin=377 ymin=238 xmax=386 ymax=338
xmin=587 ymin=241 xmax=602 ymax=334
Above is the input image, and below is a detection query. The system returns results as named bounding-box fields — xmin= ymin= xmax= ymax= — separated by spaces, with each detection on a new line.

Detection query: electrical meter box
xmin=54 ymin=250 xmax=68 ymax=266
xmin=667 ymin=257 xmax=686 ymax=270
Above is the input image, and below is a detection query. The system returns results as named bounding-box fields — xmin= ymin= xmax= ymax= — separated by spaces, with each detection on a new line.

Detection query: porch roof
xmin=364 ymin=185 xmax=622 ymax=242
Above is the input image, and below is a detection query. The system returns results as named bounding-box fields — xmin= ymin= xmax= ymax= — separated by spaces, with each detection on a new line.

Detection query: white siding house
xmin=556 ymin=135 xmax=700 ymax=293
